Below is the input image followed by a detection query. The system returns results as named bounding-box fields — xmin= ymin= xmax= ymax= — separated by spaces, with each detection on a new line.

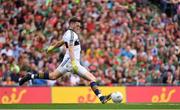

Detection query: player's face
xmin=74 ymin=22 xmax=81 ymax=31
xmin=70 ymin=22 xmax=81 ymax=31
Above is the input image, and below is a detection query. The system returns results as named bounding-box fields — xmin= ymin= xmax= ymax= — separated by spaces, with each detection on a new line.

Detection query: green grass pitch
xmin=0 ymin=103 xmax=180 ymax=110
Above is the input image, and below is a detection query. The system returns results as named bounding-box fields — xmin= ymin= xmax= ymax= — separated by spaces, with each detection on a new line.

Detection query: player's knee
xmin=89 ymin=75 xmax=96 ymax=82
xmin=93 ymin=78 xmax=97 ymax=82
xmin=87 ymin=72 xmax=96 ymax=82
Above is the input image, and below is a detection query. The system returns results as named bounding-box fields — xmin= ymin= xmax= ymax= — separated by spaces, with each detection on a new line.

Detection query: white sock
xmin=98 ymin=94 xmax=103 ymax=98
xmin=31 ymin=74 xmax=34 ymax=79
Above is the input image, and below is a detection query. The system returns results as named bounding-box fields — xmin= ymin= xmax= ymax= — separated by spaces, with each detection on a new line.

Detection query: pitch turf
xmin=0 ymin=103 xmax=180 ymax=109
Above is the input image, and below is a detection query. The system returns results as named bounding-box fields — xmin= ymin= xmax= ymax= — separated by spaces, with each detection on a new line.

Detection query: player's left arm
xmin=69 ymin=40 xmax=78 ymax=73
xmin=47 ymin=40 xmax=65 ymax=54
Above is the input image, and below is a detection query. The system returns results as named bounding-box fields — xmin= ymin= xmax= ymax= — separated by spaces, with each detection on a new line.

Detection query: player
xmin=19 ymin=17 xmax=111 ymax=104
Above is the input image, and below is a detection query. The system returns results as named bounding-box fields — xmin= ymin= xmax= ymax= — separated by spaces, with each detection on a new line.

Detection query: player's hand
xmin=47 ymin=46 xmax=55 ymax=54
xmin=71 ymin=60 xmax=78 ymax=74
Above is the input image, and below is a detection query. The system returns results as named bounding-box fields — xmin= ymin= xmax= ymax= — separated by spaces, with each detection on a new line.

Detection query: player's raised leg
xmin=19 ymin=70 xmax=63 ymax=86
xmin=19 ymin=56 xmax=70 ymax=86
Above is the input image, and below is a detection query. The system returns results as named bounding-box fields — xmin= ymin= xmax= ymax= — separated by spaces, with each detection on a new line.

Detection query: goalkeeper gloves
xmin=71 ymin=60 xmax=78 ymax=74
xmin=47 ymin=45 xmax=55 ymax=54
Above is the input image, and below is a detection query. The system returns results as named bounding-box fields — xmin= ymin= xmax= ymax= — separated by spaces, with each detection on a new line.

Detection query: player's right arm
xmin=67 ymin=30 xmax=78 ymax=73
xmin=69 ymin=39 xmax=78 ymax=73
xmin=47 ymin=40 xmax=64 ymax=54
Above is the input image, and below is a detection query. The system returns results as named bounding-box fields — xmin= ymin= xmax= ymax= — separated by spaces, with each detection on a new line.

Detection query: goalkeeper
xmin=19 ymin=17 xmax=111 ymax=104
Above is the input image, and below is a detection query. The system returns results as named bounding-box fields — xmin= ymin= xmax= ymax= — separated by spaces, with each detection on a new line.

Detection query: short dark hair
xmin=69 ymin=17 xmax=81 ymax=24
xmin=69 ymin=17 xmax=83 ymax=28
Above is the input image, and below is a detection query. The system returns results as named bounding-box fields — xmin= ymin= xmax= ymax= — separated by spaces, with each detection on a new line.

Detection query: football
xmin=111 ymin=91 xmax=123 ymax=103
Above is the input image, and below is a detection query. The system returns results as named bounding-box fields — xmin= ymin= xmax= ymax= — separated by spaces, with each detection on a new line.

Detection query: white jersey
xmin=62 ymin=29 xmax=81 ymax=61
xmin=56 ymin=30 xmax=88 ymax=75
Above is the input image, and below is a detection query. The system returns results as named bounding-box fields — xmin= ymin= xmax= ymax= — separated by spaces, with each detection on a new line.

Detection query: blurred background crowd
xmin=0 ymin=0 xmax=179 ymax=86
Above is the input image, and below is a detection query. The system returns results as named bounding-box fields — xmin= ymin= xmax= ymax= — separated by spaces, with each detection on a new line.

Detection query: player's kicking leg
xmin=19 ymin=70 xmax=62 ymax=86
xmin=89 ymin=75 xmax=112 ymax=104
xmin=77 ymin=65 xmax=111 ymax=104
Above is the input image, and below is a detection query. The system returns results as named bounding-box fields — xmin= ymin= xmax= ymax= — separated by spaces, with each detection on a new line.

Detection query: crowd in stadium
xmin=0 ymin=0 xmax=179 ymax=86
